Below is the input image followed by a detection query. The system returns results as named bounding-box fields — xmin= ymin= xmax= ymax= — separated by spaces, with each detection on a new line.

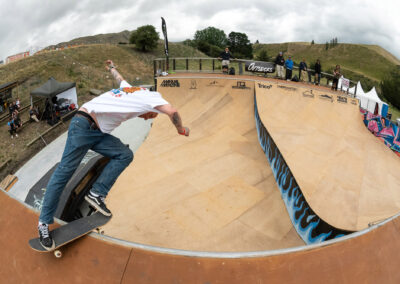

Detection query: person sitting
xmin=7 ymin=118 xmax=18 ymax=139
xmin=15 ymin=97 xmax=21 ymax=110
xmin=218 ymin=47 xmax=234 ymax=74
xmin=30 ymin=106 xmax=40 ymax=122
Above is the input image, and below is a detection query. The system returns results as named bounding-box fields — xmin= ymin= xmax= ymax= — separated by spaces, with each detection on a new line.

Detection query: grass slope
xmin=254 ymin=42 xmax=398 ymax=83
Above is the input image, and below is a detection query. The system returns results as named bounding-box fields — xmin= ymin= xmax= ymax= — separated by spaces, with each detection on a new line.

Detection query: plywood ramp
xmin=106 ymin=77 xmax=304 ymax=251
xmin=256 ymin=82 xmax=400 ymax=231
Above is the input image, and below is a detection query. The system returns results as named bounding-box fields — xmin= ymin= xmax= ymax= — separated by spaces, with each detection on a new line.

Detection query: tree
xmin=130 ymin=25 xmax=159 ymax=52
xmin=194 ymin=27 xmax=227 ymax=48
xmin=227 ymin=31 xmax=253 ymax=59
xmin=325 ymin=41 xmax=329 ymax=50
xmin=311 ymin=40 xmax=315 ymax=45
xmin=258 ymin=49 xmax=269 ymax=61
xmin=381 ymin=67 xmax=400 ymax=109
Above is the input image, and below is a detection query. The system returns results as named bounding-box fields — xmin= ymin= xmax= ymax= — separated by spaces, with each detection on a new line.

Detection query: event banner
xmin=245 ymin=61 xmax=275 ymax=73
xmin=161 ymin=17 xmax=169 ymax=58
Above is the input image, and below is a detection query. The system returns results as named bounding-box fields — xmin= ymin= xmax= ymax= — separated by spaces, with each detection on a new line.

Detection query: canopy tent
xmin=355 ymin=82 xmax=388 ymax=117
xmin=30 ymin=77 xmax=78 ymax=107
xmin=30 ymin=77 xmax=78 ymax=125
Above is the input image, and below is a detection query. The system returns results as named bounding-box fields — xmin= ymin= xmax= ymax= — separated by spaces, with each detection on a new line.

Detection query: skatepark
xmin=2 ymin=74 xmax=400 ymax=283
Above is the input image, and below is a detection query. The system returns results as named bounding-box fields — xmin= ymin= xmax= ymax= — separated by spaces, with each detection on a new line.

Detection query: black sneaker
xmin=85 ymin=192 xmax=112 ymax=216
xmin=38 ymin=224 xmax=55 ymax=251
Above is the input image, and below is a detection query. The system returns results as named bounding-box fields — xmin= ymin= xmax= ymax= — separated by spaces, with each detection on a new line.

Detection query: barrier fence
xmin=153 ymin=57 xmax=358 ymax=96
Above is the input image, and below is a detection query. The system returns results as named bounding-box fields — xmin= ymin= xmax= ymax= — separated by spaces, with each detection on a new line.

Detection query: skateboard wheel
xmin=54 ymin=250 xmax=62 ymax=258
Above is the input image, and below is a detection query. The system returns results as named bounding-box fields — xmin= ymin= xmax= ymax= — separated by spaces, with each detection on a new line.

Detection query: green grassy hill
xmin=253 ymin=42 xmax=399 ymax=90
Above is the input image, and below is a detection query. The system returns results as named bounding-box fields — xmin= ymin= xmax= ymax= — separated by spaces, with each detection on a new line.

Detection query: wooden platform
xmin=105 ymin=77 xmax=304 ymax=252
xmin=0 ymin=175 xmax=18 ymax=192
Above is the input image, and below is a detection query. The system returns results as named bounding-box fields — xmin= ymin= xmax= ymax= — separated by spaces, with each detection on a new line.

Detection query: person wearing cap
xmin=274 ymin=52 xmax=285 ymax=79
xmin=36 ymin=59 xmax=190 ymax=251
xmin=285 ymin=56 xmax=294 ymax=81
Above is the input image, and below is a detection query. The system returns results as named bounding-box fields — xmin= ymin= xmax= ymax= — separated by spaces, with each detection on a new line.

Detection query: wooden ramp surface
xmin=105 ymin=77 xmax=304 ymax=251
xmin=256 ymin=82 xmax=400 ymax=231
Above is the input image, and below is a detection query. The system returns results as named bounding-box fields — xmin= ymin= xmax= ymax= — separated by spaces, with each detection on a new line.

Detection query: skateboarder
xmin=37 ymin=60 xmax=190 ymax=250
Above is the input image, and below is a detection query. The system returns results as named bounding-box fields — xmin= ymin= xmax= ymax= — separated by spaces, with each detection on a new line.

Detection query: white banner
xmin=342 ymin=78 xmax=350 ymax=89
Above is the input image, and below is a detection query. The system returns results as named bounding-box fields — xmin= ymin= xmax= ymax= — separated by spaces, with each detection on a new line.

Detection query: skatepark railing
xmin=153 ymin=57 xmax=358 ymax=95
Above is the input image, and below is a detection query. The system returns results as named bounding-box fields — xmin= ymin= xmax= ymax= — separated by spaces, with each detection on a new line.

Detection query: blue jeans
xmin=39 ymin=116 xmax=133 ymax=224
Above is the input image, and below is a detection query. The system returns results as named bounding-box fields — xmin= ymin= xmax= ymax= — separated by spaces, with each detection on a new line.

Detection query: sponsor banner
xmin=277 ymin=85 xmax=297 ymax=91
xmin=342 ymin=78 xmax=350 ymax=89
xmin=160 ymin=80 xmax=180 ymax=87
xmin=302 ymin=90 xmax=315 ymax=98
xmin=232 ymin=81 xmax=250 ymax=89
xmin=337 ymin=96 xmax=348 ymax=104
xmin=189 ymin=80 xmax=197 ymax=89
xmin=207 ymin=80 xmax=223 ymax=87
xmin=245 ymin=61 xmax=275 ymax=73
xmin=161 ymin=17 xmax=169 ymax=58
xmin=257 ymin=83 xmax=272 ymax=89
xmin=318 ymin=94 xmax=333 ymax=102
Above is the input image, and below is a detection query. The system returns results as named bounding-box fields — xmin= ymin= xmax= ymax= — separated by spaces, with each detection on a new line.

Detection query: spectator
xmin=0 ymin=97 xmax=3 ymax=113
xmin=8 ymin=102 xmax=15 ymax=116
xmin=299 ymin=58 xmax=308 ymax=83
xmin=15 ymin=97 xmax=21 ymax=110
xmin=274 ymin=52 xmax=285 ymax=79
xmin=30 ymin=106 xmax=40 ymax=122
xmin=332 ymin=65 xmax=341 ymax=91
xmin=285 ymin=56 xmax=294 ymax=81
xmin=7 ymin=117 xmax=18 ymax=139
xmin=314 ymin=59 xmax=322 ymax=85
xmin=12 ymin=110 xmax=22 ymax=128
xmin=218 ymin=47 xmax=234 ymax=74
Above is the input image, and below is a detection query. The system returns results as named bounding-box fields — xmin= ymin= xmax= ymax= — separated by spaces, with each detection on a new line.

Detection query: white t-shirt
xmin=82 ymin=80 xmax=169 ymax=133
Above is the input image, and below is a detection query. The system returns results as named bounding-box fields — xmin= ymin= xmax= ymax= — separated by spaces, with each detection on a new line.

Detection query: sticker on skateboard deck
xmin=29 ymin=212 xmax=111 ymax=258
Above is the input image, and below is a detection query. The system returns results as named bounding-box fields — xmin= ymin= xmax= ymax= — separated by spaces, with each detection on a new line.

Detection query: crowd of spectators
xmin=274 ymin=52 xmax=340 ymax=89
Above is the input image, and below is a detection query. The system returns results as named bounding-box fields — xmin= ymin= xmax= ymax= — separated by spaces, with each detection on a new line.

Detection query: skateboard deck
xmin=29 ymin=212 xmax=111 ymax=254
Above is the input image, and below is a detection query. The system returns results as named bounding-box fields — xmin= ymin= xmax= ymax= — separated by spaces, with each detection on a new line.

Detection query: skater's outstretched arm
xmin=106 ymin=60 xmax=124 ymax=84
xmin=155 ymin=104 xmax=190 ymax=136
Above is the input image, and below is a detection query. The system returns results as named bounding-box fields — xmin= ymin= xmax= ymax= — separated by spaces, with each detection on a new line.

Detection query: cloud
xmin=0 ymin=0 xmax=399 ymax=63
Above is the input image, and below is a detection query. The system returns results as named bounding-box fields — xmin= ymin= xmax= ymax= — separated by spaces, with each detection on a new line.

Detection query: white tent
xmin=357 ymin=84 xmax=388 ymax=116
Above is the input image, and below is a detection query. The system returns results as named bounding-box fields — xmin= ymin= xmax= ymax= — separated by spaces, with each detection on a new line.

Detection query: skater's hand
xmin=178 ymin=126 xmax=190 ymax=136
xmin=105 ymin=60 xmax=116 ymax=71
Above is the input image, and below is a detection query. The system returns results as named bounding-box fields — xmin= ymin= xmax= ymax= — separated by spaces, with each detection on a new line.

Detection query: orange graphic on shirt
xmin=122 ymin=87 xmax=143 ymax=93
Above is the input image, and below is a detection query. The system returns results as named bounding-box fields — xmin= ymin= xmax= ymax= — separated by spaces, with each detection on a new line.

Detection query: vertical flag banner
xmin=161 ymin=17 xmax=169 ymax=70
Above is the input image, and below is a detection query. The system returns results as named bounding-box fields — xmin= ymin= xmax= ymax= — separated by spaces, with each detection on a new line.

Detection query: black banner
xmin=245 ymin=61 xmax=275 ymax=73
xmin=161 ymin=17 xmax=169 ymax=58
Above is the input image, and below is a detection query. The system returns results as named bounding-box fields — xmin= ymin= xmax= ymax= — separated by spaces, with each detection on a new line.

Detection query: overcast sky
xmin=0 ymin=0 xmax=399 ymax=62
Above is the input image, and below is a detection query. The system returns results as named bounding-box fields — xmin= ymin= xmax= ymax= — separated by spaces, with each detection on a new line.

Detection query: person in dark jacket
xmin=314 ymin=59 xmax=322 ymax=85
xmin=274 ymin=52 xmax=285 ymax=79
xmin=218 ymin=47 xmax=234 ymax=73
xmin=332 ymin=65 xmax=341 ymax=91
xmin=299 ymin=58 xmax=308 ymax=82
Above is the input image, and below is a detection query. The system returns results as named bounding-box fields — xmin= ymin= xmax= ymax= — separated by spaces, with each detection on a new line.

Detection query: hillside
xmin=0 ymin=41 xmax=206 ymax=179
xmin=253 ymin=42 xmax=399 ymax=89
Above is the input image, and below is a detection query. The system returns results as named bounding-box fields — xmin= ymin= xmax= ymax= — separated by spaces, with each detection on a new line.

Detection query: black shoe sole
xmin=84 ymin=196 xmax=112 ymax=217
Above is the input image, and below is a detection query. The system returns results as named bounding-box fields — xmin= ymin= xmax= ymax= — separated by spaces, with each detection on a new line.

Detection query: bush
xmin=130 ymin=25 xmax=159 ymax=52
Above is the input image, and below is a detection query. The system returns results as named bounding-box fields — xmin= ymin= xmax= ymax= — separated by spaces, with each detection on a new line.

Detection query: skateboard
xmin=29 ymin=211 xmax=111 ymax=258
